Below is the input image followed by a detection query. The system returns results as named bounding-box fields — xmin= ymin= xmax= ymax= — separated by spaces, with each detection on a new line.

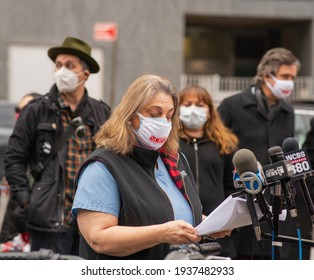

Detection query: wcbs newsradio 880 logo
xmin=284 ymin=148 xmax=312 ymax=175
xmin=262 ymin=148 xmax=312 ymax=184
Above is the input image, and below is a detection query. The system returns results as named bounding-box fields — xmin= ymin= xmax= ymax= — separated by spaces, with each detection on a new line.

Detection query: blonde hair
xmin=178 ymin=85 xmax=238 ymax=155
xmin=94 ymin=74 xmax=180 ymax=155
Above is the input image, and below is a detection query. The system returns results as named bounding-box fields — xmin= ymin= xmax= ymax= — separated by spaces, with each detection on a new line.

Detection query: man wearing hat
xmin=4 ymin=37 xmax=111 ymax=256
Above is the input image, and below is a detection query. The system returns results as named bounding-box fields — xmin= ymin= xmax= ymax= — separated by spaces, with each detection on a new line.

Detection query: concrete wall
xmin=0 ymin=0 xmax=185 ymax=106
xmin=0 ymin=0 xmax=314 ymax=106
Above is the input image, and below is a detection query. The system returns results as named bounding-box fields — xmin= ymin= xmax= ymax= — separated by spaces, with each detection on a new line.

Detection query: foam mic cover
xmin=232 ymin=149 xmax=258 ymax=174
xmin=268 ymin=145 xmax=285 ymax=162
xmin=282 ymin=137 xmax=299 ymax=153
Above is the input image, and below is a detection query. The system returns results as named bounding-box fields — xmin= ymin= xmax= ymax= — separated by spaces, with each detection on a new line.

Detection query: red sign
xmin=94 ymin=22 xmax=118 ymax=42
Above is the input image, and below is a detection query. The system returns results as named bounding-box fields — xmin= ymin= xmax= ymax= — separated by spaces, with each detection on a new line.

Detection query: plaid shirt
xmin=58 ymin=94 xmax=94 ymax=225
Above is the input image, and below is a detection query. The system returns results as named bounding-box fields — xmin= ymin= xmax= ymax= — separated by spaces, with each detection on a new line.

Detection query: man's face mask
xmin=132 ymin=113 xmax=172 ymax=150
xmin=266 ymin=74 xmax=294 ymax=100
xmin=55 ymin=67 xmax=84 ymax=93
xmin=179 ymin=105 xmax=208 ymax=129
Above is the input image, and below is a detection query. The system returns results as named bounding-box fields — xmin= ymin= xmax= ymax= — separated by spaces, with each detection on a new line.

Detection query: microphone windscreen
xmin=268 ymin=146 xmax=284 ymax=162
xmin=232 ymin=149 xmax=258 ymax=175
xmin=282 ymin=137 xmax=299 ymax=153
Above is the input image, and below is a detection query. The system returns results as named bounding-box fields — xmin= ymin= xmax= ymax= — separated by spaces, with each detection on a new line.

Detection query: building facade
xmin=0 ymin=0 xmax=313 ymax=106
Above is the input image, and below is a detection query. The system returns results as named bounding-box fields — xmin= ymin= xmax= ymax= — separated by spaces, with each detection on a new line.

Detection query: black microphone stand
xmin=270 ymin=182 xmax=283 ymax=260
xmin=231 ymin=190 xmax=263 ymax=242
xmin=266 ymin=181 xmax=313 ymax=259
xmin=292 ymin=171 xmax=314 ymax=223
xmin=262 ymin=233 xmax=314 ymax=248
xmin=233 ymin=184 xmax=314 ymax=259
xmin=246 ymin=193 xmax=262 ymax=241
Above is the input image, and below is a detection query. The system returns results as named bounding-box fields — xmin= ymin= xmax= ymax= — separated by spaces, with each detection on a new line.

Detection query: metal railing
xmin=180 ymin=74 xmax=314 ymax=106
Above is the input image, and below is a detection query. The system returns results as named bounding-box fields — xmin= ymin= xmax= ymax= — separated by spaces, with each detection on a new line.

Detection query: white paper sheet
xmin=195 ymin=194 xmax=286 ymax=235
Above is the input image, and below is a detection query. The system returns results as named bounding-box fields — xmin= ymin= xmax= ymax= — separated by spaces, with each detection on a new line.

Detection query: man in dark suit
xmin=218 ymin=48 xmax=303 ymax=259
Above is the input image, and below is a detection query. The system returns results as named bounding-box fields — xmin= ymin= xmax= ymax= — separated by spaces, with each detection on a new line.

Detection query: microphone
xmin=232 ymin=149 xmax=264 ymax=194
xmin=282 ymin=137 xmax=314 ymax=223
xmin=267 ymin=146 xmax=301 ymax=228
xmin=232 ymin=149 xmax=273 ymax=240
xmin=282 ymin=137 xmax=312 ymax=175
xmin=282 ymin=137 xmax=300 ymax=155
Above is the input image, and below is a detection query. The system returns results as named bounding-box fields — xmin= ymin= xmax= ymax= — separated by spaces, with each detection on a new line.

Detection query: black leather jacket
xmin=4 ymin=84 xmax=110 ymax=232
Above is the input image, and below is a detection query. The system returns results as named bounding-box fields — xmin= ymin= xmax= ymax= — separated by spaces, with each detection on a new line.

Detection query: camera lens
xmin=75 ymin=125 xmax=86 ymax=138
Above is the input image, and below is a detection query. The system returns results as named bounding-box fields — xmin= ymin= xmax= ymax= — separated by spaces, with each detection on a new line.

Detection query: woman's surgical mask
xmin=266 ymin=74 xmax=294 ymax=100
xmin=132 ymin=113 xmax=172 ymax=150
xmin=179 ymin=105 xmax=208 ymax=129
xmin=55 ymin=67 xmax=84 ymax=93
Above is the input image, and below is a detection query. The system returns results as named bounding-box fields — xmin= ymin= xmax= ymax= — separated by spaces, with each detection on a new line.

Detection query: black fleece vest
xmin=75 ymin=146 xmax=202 ymax=260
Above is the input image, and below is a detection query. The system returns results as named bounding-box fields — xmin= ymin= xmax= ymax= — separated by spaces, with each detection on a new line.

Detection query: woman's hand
xmin=207 ymin=229 xmax=232 ymax=239
xmin=160 ymin=220 xmax=202 ymax=245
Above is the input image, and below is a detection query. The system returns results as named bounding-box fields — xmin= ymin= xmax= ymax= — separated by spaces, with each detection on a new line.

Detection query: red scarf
xmin=159 ymin=150 xmax=189 ymax=202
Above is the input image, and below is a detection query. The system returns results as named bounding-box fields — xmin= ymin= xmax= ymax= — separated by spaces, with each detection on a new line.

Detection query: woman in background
xmin=179 ymin=85 xmax=238 ymax=259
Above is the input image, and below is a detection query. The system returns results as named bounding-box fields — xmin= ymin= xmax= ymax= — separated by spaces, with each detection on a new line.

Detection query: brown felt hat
xmin=48 ymin=37 xmax=99 ymax=73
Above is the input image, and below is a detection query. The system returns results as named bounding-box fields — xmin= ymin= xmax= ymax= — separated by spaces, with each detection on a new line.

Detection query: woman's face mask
xmin=179 ymin=105 xmax=208 ymax=129
xmin=266 ymin=74 xmax=294 ymax=100
xmin=132 ymin=113 xmax=172 ymax=150
xmin=55 ymin=67 xmax=84 ymax=93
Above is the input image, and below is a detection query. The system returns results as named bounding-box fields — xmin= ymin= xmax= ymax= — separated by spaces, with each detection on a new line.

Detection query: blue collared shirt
xmin=72 ymin=156 xmax=194 ymax=225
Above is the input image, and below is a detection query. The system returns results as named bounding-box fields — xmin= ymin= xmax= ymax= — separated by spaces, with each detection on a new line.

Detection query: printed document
xmin=195 ymin=194 xmax=286 ymax=235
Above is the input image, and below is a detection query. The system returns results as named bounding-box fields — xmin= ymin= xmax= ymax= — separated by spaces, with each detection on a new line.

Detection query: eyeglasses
xmin=15 ymin=107 xmax=21 ymax=114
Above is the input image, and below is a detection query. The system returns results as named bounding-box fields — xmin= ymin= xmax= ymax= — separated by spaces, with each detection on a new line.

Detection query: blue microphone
xmin=232 ymin=149 xmax=273 ymax=240
xmin=233 ymin=166 xmax=264 ymax=195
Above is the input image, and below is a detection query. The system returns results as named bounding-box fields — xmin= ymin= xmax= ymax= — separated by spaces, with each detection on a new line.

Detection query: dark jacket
xmin=76 ymin=146 xmax=203 ymax=260
xmin=179 ymin=137 xmax=237 ymax=258
xmin=302 ymin=120 xmax=314 ymax=201
xmin=4 ymin=84 xmax=110 ymax=232
xmin=179 ymin=138 xmax=234 ymax=213
xmin=218 ymin=86 xmax=294 ymax=165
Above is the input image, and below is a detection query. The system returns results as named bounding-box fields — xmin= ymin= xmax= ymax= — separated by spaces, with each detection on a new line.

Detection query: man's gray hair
xmin=253 ymin=48 xmax=301 ymax=85
xmin=80 ymin=59 xmax=91 ymax=72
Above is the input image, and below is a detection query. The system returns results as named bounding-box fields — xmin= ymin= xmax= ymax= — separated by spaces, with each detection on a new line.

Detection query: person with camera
xmin=72 ymin=74 xmax=231 ymax=260
xmin=4 ymin=37 xmax=111 ymax=255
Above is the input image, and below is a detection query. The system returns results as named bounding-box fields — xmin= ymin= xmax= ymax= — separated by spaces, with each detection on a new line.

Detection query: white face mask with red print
xmin=132 ymin=113 xmax=172 ymax=150
xmin=266 ymin=74 xmax=294 ymax=100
